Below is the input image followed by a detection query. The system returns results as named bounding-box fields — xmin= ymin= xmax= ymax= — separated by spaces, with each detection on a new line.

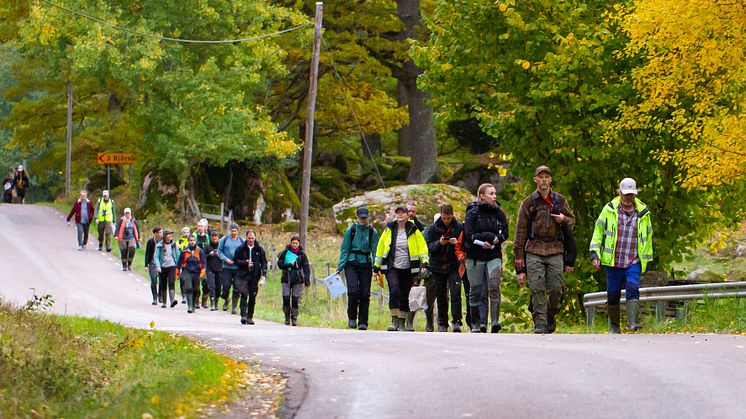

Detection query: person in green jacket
xmin=374 ymin=205 xmax=429 ymax=332
xmin=589 ymin=178 xmax=653 ymax=333
xmin=337 ymin=207 xmax=380 ymax=330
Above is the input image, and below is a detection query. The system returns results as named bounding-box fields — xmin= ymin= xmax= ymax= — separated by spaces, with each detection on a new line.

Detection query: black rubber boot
xmin=283 ymin=306 xmax=291 ymax=325
xmin=405 ymin=312 xmax=415 ymax=332
xmin=547 ymin=310 xmax=557 ymax=334
xmin=425 ymin=313 xmax=434 ymax=333
xmin=470 ymin=306 xmax=481 ymax=333
xmin=608 ymin=304 xmax=621 ymax=334
xmin=231 ymin=295 xmax=238 ymax=315
xmin=210 ymin=297 xmax=217 ymax=311
xmin=627 ymin=299 xmax=641 ymax=332
xmin=186 ymin=294 xmax=195 ymax=313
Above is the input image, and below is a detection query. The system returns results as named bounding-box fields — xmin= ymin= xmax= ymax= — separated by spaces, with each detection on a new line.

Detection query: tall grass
xmin=0 ymin=300 xmax=259 ymax=418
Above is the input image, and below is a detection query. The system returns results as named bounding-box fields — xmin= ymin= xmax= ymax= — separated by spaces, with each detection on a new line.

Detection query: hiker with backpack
xmin=234 ymin=230 xmax=268 ymax=325
xmin=176 ymin=235 xmax=206 ymax=313
xmin=424 ymin=204 xmax=464 ymax=332
xmin=114 ymin=208 xmax=140 ymax=271
xmin=514 ymin=166 xmax=576 ymax=334
xmin=337 ymin=206 xmax=380 ymax=330
xmin=155 ymin=229 xmax=180 ymax=308
xmin=277 ymin=236 xmax=310 ymax=326
xmin=463 ymin=183 xmax=510 ymax=333
xmin=374 ymin=204 xmax=430 ymax=332
xmin=205 ymin=231 xmax=223 ymax=311
xmin=144 ymin=226 xmax=163 ymax=305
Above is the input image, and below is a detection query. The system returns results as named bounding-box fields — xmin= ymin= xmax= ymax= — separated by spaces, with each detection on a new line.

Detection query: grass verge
xmin=0 ymin=299 xmax=280 ymax=418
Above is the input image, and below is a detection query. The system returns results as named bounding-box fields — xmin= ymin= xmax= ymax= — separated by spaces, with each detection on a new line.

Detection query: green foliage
xmin=415 ymin=0 xmax=746 ymax=320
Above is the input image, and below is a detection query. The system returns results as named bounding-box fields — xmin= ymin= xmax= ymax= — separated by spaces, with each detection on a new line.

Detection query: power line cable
xmin=40 ymin=0 xmax=309 ymax=44
xmin=320 ymin=35 xmax=386 ymax=189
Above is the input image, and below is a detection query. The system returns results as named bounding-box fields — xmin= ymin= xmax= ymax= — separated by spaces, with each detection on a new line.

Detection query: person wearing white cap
xmin=115 ymin=207 xmax=140 ymax=271
xmin=12 ymin=164 xmax=29 ymax=204
xmin=589 ymin=177 xmax=653 ymax=333
xmin=95 ymin=190 xmax=115 ymax=251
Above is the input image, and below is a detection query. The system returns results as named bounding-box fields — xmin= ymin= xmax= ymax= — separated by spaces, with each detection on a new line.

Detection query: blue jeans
xmin=605 ymin=263 xmax=641 ymax=305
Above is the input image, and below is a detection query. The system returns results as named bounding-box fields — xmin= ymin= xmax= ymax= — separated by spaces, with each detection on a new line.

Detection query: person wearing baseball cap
xmin=95 ymin=190 xmax=115 ymax=251
xmin=589 ymin=177 xmax=653 ymax=333
xmin=337 ymin=206 xmax=380 ymax=330
xmin=514 ymin=165 xmax=576 ymax=334
xmin=12 ymin=164 xmax=29 ymax=204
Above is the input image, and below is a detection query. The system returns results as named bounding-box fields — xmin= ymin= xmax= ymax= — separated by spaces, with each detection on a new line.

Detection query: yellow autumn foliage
xmin=617 ymin=0 xmax=746 ymax=189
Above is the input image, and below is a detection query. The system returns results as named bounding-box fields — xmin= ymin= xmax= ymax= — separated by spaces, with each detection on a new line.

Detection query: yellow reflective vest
xmin=96 ymin=198 xmax=115 ymax=223
xmin=589 ymin=196 xmax=653 ymax=272
xmin=374 ymin=220 xmax=429 ymax=275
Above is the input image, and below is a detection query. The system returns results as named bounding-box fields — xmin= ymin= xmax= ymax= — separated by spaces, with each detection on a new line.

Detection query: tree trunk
xmin=363 ymin=132 xmax=381 ymax=158
xmin=396 ymin=80 xmax=413 ymax=157
xmin=396 ymin=0 xmax=438 ymax=184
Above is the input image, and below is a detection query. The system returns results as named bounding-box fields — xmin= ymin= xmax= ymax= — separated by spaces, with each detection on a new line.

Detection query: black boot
xmin=470 ymin=306 xmax=482 ymax=333
xmin=347 ymin=293 xmax=359 ymax=327
xmin=283 ymin=306 xmax=291 ymax=325
xmin=358 ymin=295 xmax=370 ymax=330
xmin=121 ymin=261 xmax=127 ymax=271
xmin=127 ymin=261 xmax=132 ymax=271
xmin=547 ymin=310 xmax=557 ymax=334
xmin=291 ymin=296 xmax=300 ymax=326
xmin=388 ymin=315 xmax=399 ymax=332
xmin=202 ymin=294 xmax=209 ymax=309
xmin=186 ymin=294 xmax=195 ymax=313
xmin=210 ymin=297 xmax=217 ymax=311
xmin=231 ymin=295 xmax=238 ymax=315
xmin=608 ymin=304 xmax=621 ymax=334
xmin=425 ymin=312 xmax=434 ymax=333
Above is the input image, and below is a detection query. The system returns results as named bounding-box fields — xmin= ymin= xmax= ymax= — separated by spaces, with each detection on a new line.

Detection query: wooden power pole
xmin=299 ymin=2 xmax=324 ymax=248
xmin=65 ymin=81 xmax=73 ymax=198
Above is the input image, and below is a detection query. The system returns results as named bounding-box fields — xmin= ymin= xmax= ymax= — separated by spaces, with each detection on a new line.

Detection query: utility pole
xmin=65 ymin=81 xmax=73 ymax=198
xmin=299 ymin=2 xmax=323 ymax=248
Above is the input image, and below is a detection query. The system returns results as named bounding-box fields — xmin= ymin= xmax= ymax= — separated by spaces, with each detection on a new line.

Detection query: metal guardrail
xmin=583 ymin=281 xmax=746 ymax=324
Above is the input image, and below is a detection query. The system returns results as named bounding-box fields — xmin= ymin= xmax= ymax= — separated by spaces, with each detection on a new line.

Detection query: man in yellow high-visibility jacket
xmin=95 ymin=190 xmax=115 ymax=252
xmin=589 ymin=178 xmax=653 ymax=334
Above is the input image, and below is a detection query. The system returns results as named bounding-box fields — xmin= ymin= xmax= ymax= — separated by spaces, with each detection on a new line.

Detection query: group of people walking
xmin=64 ymin=165 xmax=652 ymax=334
xmin=340 ymin=166 xmax=652 ymax=334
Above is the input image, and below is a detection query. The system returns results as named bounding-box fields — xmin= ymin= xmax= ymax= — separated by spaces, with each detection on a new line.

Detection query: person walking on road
xmin=176 ymin=226 xmax=191 ymax=303
xmin=424 ymin=204 xmax=464 ymax=332
xmin=176 ymin=235 xmax=206 ymax=313
xmin=144 ymin=227 xmax=163 ymax=305
xmin=218 ymin=223 xmax=244 ymax=314
xmin=193 ymin=220 xmax=211 ymax=308
xmin=12 ymin=165 xmax=29 ymax=204
xmin=205 ymin=231 xmax=223 ymax=311
xmin=115 ymin=208 xmax=140 ymax=271
xmin=277 ymin=236 xmax=310 ymax=326
xmin=234 ymin=230 xmax=268 ymax=325
xmin=2 ymin=171 xmax=13 ymax=204
xmin=337 ymin=206 xmax=380 ymax=330
xmin=374 ymin=204 xmax=429 ymax=332
xmin=155 ymin=230 xmax=180 ymax=308
xmin=463 ymin=183 xmax=509 ymax=333
xmin=66 ymin=190 xmax=95 ymax=250
xmin=94 ymin=190 xmax=115 ymax=252
xmin=590 ymin=178 xmax=653 ymax=333
xmin=514 ymin=166 xmax=576 ymax=334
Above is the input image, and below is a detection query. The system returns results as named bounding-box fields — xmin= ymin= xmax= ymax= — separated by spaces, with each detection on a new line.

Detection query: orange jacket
xmin=176 ymin=245 xmax=206 ymax=278
xmin=115 ymin=217 xmax=140 ymax=242
xmin=455 ymin=231 xmax=467 ymax=278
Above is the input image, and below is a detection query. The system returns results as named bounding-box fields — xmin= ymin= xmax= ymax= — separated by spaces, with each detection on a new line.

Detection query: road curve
xmin=1 ymin=204 xmax=745 ymax=419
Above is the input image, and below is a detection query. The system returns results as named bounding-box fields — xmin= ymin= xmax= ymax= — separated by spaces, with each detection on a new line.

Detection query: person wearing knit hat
xmin=115 ymin=207 xmax=140 ymax=271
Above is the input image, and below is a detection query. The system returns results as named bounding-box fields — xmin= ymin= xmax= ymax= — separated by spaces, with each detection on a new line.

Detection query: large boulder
xmin=332 ymin=184 xmax=476 ymax=234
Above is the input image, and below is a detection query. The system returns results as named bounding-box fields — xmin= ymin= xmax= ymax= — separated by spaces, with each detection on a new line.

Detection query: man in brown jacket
xmin=514 ymin=166 xmax=575 ymax=334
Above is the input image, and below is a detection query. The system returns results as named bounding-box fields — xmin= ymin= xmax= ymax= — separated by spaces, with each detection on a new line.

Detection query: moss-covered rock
xmin=332 ymin=184 xmax=476 ymax=234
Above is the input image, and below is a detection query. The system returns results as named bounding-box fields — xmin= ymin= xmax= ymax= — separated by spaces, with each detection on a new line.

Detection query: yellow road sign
xmin=98 ymin=153 xmax=135 ymax=165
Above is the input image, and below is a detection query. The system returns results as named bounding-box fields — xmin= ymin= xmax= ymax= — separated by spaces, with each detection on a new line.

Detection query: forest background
xmin=1 ymin=0 xmax=744 ymax=323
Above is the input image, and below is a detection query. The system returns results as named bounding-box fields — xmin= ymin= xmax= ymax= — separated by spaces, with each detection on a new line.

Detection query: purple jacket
xmin=67 ymin=199 xmax=95 ymax=224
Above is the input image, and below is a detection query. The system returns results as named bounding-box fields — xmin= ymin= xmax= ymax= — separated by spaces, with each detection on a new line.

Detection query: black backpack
xmin=349 ymin=224 xmax=375 ymax=257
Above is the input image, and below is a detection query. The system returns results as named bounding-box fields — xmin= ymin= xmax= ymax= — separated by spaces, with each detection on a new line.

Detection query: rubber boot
xmin=231 ymin=295 xmax=238 ymax=315
xmin=627 ymin=299 xmax=642 ymax=332
xmin=405 ymin=312 xmax=415 ymax=332
xmin=398 ymin=317 xmax=407 ymax=331
xmin=608 ymin=304 xmax=621 ymax=334
xmin=169 ymin=289 xmax=178 ymax=308
xmin=470 ymin=306 xmax=482 ymax=333
xmin=490 ymin=300 xmax=501 ymax=333
xmin=387 ymin=315 xmax=399 ymax=332
xmin=547 ymin=309 xmax=557 ymax=334
xmin=186 ymin=294 xmax=194 ymax=313
xmin=121 ymin=261 xmax=127 ymax=271
xmin=210 ymin=297 xmax=217 ymax=311
xmin=202 ymin=294 xmax=209 ymax=309
xmin=425 ymin=312 xmax=434 ymax=333
xmin=283 ymin=306 xmax=291 ymax=325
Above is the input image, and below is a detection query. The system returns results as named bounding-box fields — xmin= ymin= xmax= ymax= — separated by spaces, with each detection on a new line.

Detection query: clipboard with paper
xmin=323 ymin=273 xmax=347 ymax=299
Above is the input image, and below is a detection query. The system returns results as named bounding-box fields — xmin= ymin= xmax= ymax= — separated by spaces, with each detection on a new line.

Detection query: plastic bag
xmin=408 ymin=285 xmax=427 ymax=311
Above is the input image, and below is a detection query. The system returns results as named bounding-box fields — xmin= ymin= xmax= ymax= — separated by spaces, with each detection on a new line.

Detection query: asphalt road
xmin=1 ymin=204 xmax=745 ymax=418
